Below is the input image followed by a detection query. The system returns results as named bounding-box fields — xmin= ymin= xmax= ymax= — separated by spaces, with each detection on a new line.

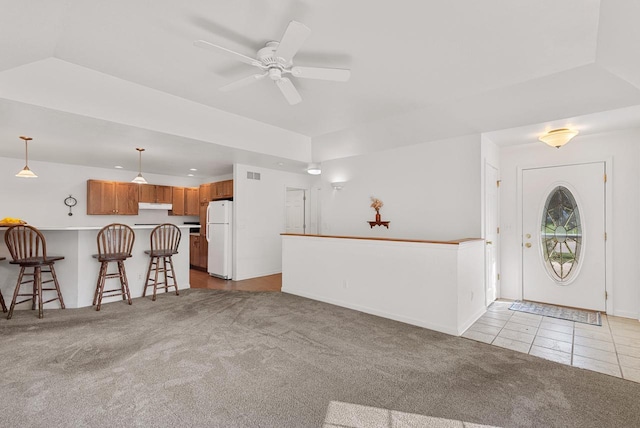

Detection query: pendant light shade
xmin=132 ymin=148 xmax=148 ymax=184
xmin=16 ymin=136 xmax=37 ymax=178
xmin=539 ymin=128 xmax=579 ymax=148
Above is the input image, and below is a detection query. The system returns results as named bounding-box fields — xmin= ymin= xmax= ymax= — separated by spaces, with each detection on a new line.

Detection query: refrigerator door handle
xmin=206 ymin=224 xmax=210 ymax=242
xmin=206 ymin=204 xmax=210 ymax=225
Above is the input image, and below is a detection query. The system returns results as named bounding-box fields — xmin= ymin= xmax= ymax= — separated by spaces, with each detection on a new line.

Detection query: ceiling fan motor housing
xmin=259 ymin=41 xmax=292 ymax=77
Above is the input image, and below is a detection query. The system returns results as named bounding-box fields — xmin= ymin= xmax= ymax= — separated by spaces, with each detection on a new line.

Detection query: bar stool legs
xmin=143 ymin=255 xmax=179 ymax=301
xmin=7 ymin=264 xmax=65 ymax=319
xmin=93 ymin=260 xmax=133 ymax=311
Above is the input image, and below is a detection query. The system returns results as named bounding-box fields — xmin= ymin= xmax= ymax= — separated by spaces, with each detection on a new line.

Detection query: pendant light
xmin=132 ymin=147 xmax=148 ymax=184
xmin=15 ymin=136 xmax=37 ymax=178
xmin=539 ymin=128 xmax=579 ymax=149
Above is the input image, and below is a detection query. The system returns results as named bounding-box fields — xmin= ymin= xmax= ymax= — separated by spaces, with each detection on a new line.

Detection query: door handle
xmin=525 ymin=243 xmax=532 ymax=248
xmin=486 ymin=241 xmax=492 ymax=245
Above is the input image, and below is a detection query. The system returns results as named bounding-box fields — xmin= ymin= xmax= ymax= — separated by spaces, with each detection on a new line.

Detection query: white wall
xmin=499 ymin=128 xmax=640 ymax=319
xmin=0 ymin=156 xmax=201 ymax=227
xmin=233 ymin=164 xmax=314 ymax=281
xmin=317 ymin=134 xmax=482 ymax=241
xmin=282 ymin=235 xmax=485 ymax=336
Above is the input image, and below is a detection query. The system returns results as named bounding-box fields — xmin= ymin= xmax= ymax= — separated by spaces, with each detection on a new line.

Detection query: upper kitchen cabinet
xmin=171 ymin=186 xmax=199 ymax=216
xmin=199 ymin=183 xmax=213 ymax=203
xmin=87 ymin=180 xmax=139 ymax=215
xmin=211 ymin=180 xmax=233 ymax=200
xmin=171 ymin=187 xmax=186 ymax=215
xmin=185 ymin=187 xmax=199 ymax=216
xmin=139 ymin=184 xmax=172 ymax=204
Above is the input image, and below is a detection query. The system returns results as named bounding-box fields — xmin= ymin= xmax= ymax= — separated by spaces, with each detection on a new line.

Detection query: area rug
xmin=509 ymin=300 xmax=602 ymax=326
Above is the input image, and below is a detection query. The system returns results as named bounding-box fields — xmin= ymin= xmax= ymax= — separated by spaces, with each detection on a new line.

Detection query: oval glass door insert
xmin=541 ymin=186 xmax=582 ymax=282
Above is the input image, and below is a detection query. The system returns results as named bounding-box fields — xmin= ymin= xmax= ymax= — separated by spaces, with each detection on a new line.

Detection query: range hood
xmin=138 ymin=202 xmax=173 ymax=210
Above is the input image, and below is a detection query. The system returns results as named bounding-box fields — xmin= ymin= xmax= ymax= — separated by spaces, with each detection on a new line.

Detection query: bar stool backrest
xmin=151 ymin=223 xmax=181 ymax=253
xmin=97 ymin=223 xmax=135 ymax=257
xmin=4 ymin=225 xmax=48 ymax=262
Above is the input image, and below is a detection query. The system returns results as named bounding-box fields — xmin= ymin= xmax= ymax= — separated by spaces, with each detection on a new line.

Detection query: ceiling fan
xmin=194 ymin=21 xmax=351 ymax=105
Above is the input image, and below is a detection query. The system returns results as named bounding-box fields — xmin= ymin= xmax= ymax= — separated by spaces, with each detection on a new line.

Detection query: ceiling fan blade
xmin=193 ymin=40 xmax=262 ymax=67
xmin=274 ymin=21 xmax=311 ymax=63
xmin=275 ymin=78 xmax=302 ymax=105
xmin=290 ymin=66 xmax=351 ymax=82
xmin=219 ymin=72 xmax=268 ymax=92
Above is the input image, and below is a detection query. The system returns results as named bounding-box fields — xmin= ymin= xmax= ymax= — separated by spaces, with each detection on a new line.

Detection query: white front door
xmin=485 ymin=163 xmax=499 ymax=305
xmin=522 ymin=162 xmax=606 ymax=311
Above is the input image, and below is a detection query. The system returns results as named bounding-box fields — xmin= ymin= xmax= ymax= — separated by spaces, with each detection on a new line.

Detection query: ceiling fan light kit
xmin=195 ymin=20 xmax=351 ymax=105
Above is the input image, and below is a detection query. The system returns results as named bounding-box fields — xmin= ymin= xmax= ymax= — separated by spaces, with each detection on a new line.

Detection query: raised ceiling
xmin=1 ymin=0 xmax=640 ymax=177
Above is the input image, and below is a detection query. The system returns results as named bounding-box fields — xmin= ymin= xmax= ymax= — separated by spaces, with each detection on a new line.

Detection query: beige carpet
xmin=0 ymin=289 xmax=639 ymax=427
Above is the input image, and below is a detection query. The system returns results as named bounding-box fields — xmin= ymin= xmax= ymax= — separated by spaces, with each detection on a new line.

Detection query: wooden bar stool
xmin=0 ymin=256 xmax=7 ymax=313
xmin=93 ymin=223 xmax=135 ymax=311
xmin=143 ymin=223 xmax=181 ymax=301
xmin=4 ymin=225 xmax=66 ymax=319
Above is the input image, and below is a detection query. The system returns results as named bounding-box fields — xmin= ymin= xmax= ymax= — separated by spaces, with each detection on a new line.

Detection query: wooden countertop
xmin=280 ymin=233 xmax=483 ymax=245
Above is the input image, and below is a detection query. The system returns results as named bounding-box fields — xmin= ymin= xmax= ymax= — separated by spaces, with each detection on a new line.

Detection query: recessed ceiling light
xmin=277 ymin=162 xmax=284 ymax=166
xmin=189 ymin=168 xmax=197 ymax=171
xmin=187 ymin=174 xmax=194 ymax=177
xmin=114 ymin=165 xmax=123 ymax=169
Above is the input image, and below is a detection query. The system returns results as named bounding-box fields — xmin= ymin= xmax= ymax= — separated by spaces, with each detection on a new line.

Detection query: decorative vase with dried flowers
xmin=371 ymin=197 xmax=383 ymax=221
xmin=368 ymin=197 xmax=390 ymax=228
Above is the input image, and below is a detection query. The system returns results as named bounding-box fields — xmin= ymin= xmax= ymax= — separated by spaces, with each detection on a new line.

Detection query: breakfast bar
xmin=281 ymin=234 xmax=486 ymax=336
xmin=0 ymin=225 xmax=191 ymax=310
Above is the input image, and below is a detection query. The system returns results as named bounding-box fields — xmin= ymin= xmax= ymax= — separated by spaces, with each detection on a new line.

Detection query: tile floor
xmin=463 ymin=301 xmax=640 ymax=382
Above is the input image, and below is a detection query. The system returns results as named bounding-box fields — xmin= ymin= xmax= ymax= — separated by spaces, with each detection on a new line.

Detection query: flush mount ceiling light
xmin=131 ymin=147 xmax=148 ymax=184
xmin=15 ymin=136 xmax=37 ymax=178
xmin=306 ymin=163 xmax=321 ymax=175
xmin=539 ymin=128 xmax=579 ymax=149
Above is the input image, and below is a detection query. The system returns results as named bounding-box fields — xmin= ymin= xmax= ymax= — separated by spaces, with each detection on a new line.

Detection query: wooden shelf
xmin=368 ymin=220 xmax=390 ymax=229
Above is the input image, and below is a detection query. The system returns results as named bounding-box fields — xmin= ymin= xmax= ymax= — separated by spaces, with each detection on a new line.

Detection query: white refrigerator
xmin=206 ymin=200 xmax=233 ymax=279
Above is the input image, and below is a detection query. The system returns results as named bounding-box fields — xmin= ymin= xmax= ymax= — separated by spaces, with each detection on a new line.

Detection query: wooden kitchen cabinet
xmin=199 ymin=183 xmax=211 ymax=228
xmin=199 ymin=200 xmax=208 ymax=234
xmin=211 ymin=180 xmax=233 ymax=200
xmin=87 ymin=180 xmax=139 ymax=215
xmin=199 ymin=183 xmax=213 ymax=203
xmin=189 ymin=234 xmax=208 ymax=270
xmin=185 ymin=187 xmax=199 ymax=216
xmin=170 ymin=187 xmax=198 ymax=216
xmin=199 ymin=237 xmax=208 ymax=270
xmin=189 ymin=234 xmax=199 ymax=267
xmin=139 ymin=184 xmax=172 ymax=203
xmin=171 ymin=187 xmax=185 ymax=215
